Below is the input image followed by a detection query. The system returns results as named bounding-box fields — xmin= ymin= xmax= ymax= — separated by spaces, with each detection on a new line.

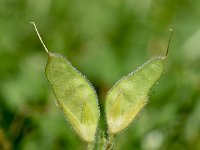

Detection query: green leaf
xmin=105 ymin=56 xmax=166 ymax=134
xmin=30 ymin=22 xmax=99 ymax=143
xmin=45 ymin=53 xmax=99 ymax=142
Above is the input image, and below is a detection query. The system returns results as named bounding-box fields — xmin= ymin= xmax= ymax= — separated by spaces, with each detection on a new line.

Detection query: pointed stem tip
xmin=166 ymin=29 xmax=174 ymax=57
xmin=30 ymin=22 xmax=49 ymax=53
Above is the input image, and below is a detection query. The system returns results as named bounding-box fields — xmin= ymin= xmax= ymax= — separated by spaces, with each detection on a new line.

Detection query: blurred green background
xmin=0 ymin=0 xmax=200 ymax=149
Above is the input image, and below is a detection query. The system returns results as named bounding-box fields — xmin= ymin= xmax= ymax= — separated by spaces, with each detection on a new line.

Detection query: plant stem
xmin=87 ymin=142 xmax=94 ymax=150
xmin=105 ymin=134 xmax=115 ymax=150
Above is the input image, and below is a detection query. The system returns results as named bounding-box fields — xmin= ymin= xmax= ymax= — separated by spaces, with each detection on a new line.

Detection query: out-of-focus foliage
xmin=0 ymin=0 xmax=199 ymax=150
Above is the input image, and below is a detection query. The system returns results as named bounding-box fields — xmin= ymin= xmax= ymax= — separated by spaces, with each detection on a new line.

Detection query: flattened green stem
xmin=166 ymin=29 xmax=173 ymax=57
xmin=30 ymin=22 xmax=49 ymax=53
xmin=97 ymin=131 xmax=107 ymax=150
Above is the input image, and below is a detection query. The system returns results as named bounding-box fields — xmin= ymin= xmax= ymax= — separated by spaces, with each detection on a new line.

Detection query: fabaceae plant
xmin=31 ymin=22 xmax=173 ymax=150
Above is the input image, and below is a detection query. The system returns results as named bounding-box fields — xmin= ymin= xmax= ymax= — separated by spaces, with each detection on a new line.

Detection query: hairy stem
xmin=105 ymin=134 xmax=115 ymax=150
xmin=87 ymin=142 xmax=94 ymax=150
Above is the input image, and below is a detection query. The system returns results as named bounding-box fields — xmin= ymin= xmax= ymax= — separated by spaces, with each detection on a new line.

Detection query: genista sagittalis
xmin=30 ymin=22 xmax=100 ymax=147
xmin=105 ymin=30 xmax=173 ymax=135
xmin=31 ymin=22 xmax=173 ymax=150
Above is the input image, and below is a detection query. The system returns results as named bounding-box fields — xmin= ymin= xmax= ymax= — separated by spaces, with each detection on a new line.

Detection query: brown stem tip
xmin=166 ymin=29 xmax=174 ymax=57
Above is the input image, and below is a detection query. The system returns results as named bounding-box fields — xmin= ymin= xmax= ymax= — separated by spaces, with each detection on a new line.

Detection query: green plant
xmin=31 ymin=22 xmax=172 ymax=150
